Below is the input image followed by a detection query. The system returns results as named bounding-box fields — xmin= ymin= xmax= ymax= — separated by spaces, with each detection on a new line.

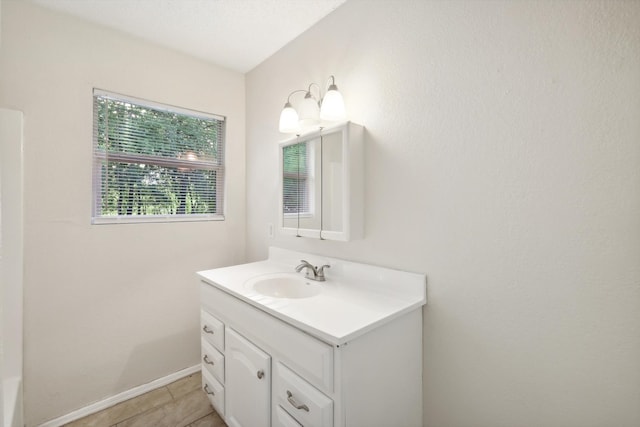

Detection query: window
xmin=92 ymin=89 xmax=225 ymax=223
xmin=282 ymin=142 xmax=310 ymax=216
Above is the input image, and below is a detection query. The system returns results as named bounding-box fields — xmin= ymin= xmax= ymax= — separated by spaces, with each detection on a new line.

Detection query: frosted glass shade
xmin=279 ymin=103 xmax=300 ymax=134
xmin=320 ymin=88 xmax=346 ymax=121
xmin=298 ymin=96 xmax=320 ymax=128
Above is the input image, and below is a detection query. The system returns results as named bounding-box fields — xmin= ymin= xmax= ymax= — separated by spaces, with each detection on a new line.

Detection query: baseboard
xmin=38 ymin=364 xmax=201 ymax=427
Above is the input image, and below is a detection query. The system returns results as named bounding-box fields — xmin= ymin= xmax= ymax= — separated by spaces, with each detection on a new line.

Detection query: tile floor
xmin=63 ymin=372 xmax=226 ymax=427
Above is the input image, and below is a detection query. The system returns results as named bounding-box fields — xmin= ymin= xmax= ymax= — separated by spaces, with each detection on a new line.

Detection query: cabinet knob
xmin=286 ymin=390 xmax=310 ymax=412
xmin=257 ymin=370 xmax=264 ymax=379
xmin=202 ymin=325 xmax=214 ymax=334
xmin=203 ymin=355 xmax=214 ymax=365
xmin=204 ymin=384 xmax=215 ymax=396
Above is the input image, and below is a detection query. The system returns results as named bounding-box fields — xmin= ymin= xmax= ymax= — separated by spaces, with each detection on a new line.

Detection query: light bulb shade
xmin=279 ymin=103 xmax=300 ymax=133
xmin=320 ymin=87 xmax=346 ymax=121
xmin=298 ymin=95 xmax=320 ymax=128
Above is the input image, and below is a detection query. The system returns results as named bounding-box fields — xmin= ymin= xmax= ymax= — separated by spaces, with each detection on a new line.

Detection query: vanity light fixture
xmin=278 ymin=90 xmax=304 ymax=134
xmin=298 ymin=84 xmax=321 ymax=128
xmin=278 ymin=75 xmax=347 ymax=134
xmin=320 ymin=76 xmax=346 ymax=121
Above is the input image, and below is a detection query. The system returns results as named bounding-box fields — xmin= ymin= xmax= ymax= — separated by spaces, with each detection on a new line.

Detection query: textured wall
xmin=246 ymin=1 xmax=640 ymax=426
xmin=0 ymin=2 xmax=246 ymax=425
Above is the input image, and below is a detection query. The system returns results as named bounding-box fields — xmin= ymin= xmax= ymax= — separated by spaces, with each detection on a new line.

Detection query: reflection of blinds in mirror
xmin=282 ymin=142 xmax=309 ymax=215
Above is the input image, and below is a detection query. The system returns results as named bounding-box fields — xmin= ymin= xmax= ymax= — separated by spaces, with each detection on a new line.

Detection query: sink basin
xmin=245 ymin=273 xmax=322 ymax=299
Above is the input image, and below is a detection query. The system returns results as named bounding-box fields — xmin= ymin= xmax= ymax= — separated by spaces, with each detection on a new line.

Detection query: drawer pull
xmin=286 ymin=390 xmax=309 ymax=412
xmin=202 ymin=325 xmax=214 ymax=334
xmin=203 ymin=355 xmax=214 ymax=365
xmin=204 ymin=384 xmax=215 ymax=396
xmin=257 ymin=370 xmax=264 ymax=379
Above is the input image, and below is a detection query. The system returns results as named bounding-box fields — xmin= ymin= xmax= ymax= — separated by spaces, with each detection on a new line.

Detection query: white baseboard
xmin=38 ymin=365 xmax=201 ymax=427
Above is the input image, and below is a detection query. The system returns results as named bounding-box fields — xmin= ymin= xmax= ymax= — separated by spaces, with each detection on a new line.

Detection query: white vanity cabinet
xmin=198 ymin=247 xmax=426 ymax=427
xmin=199 ymin=281 xmax=423 ymax=427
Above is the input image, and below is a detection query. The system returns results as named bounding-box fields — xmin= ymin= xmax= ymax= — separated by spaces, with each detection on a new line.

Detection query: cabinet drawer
xmin=201 ymin=282 xmax=334 ymax=393
xmin=201 ymin=309 xmax=224 ymax=352
xmin=202 ymin=369 xmax=225 ymax=417
xmin=274 ymin=362 xmax=333 ymax=427
xmin=274 ymin=405 xmax=302 ymax=427
xmin=201 ymin=339 xmax=224 ymax=383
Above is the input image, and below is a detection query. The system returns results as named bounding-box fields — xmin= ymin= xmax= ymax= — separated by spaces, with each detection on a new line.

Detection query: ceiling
xmin=31 ymin=0 xmax=347 ymax=73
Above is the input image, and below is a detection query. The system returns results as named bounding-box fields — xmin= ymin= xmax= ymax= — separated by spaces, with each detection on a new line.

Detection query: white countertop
xmin=197 ymin=247 xmax=426 ymax=345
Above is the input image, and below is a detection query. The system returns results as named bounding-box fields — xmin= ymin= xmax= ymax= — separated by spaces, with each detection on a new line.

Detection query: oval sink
xmin=245 ymin=273 xmax=322 ymax=299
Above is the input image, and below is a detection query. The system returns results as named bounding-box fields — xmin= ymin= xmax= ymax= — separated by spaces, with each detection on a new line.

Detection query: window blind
xmin=92 ymin=89 xmax=225 ymax=223
xmin=282 ymin=142 xmax=310 ymax=215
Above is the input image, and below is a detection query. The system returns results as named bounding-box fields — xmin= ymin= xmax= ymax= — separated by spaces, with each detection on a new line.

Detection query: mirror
xmin=281 ymin=137 xmax=321 ymax=231
xmin=279 ymin=122 xmax=363 ymax=241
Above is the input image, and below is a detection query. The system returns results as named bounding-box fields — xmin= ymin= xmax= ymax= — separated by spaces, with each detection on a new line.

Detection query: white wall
xmin=246 ymin=1 xmax=640 ymax=426
xmin=0 ymin=2 xmax=246 ymax=425
xmin=1 ymin=108 xmax=25 ymax=427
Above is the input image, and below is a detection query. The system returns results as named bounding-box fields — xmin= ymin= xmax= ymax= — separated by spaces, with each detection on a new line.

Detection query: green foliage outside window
xmin=93 ymin=93 xmax=225 ymax=220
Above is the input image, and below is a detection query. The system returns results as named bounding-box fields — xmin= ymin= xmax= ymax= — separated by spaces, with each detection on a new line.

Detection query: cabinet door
xmin=225 ymin=327 xmax=271 ymax=427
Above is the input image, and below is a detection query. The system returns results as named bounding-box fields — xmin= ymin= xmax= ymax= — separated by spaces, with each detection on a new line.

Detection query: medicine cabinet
xmin=278 ymin=122 xmax=363 ymax=241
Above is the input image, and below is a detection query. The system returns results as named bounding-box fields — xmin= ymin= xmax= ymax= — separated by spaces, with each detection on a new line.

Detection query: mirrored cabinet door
xmin=320 ymin=130 xmax=344 ymax=234
xmin=281 ymin=137 xmax=321 ymax=234
xmin=278 ymin=122 xmax=363 ymax=241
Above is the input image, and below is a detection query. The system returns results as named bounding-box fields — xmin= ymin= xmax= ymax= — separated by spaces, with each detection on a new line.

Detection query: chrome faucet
xmin=295 ymin=259 xmax=330 ymax=282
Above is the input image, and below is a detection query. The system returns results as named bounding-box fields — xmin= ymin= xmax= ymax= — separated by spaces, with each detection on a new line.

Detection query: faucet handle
xmin=295 ymin=260 xmax=315 ymax=276
xmin=317 ymin=264 xmax=331 ymax=278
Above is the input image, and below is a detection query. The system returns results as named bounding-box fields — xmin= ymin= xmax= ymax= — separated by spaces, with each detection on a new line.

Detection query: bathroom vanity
xmin=197 ymin=247 xmax=426 ymax=427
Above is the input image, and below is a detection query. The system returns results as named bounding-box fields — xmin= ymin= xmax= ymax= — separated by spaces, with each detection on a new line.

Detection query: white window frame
xmin=92 ymin=89 xmax=226 ymax=224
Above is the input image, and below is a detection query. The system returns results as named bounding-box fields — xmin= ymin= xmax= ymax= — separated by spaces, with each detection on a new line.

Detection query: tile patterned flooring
xmin=63 ymin=372 xmax=226 ymax=427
